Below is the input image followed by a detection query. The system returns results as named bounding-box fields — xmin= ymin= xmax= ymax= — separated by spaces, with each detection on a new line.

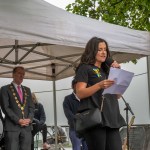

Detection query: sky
xmin=44 ymin=0 xmax=75 ymax=9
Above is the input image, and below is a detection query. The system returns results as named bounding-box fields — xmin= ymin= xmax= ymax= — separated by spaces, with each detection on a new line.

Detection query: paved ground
xmin=37 ymin=143 xmax=72 ymax=150
xmin=38 ymin=147 xmax=72 ymax=150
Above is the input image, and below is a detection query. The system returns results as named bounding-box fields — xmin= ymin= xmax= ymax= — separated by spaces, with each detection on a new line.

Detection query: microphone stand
xmin=121 ymin=96 xmax=135 ymax=150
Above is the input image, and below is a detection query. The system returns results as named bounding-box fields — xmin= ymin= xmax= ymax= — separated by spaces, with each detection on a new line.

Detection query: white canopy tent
xmin=0 ymin=0 xmax=150 ymax=148
xmin=0 ymin=0 xmax=149 ymax=81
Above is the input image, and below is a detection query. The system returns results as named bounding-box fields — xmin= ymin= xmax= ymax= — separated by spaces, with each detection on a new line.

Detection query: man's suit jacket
xmin=0 ymin=83 xmax=34 ymax=131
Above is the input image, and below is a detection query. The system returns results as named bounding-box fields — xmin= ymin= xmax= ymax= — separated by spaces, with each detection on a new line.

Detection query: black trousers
xmin=31 ymin=123 xmax=48 ymax=150
xmin=84 ymin=126 xmax=122 ymax=150
xmin=5 ymin=129 xmax=32 ymax=150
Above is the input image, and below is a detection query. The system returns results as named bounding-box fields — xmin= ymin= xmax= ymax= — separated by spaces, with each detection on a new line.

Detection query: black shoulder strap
xmin=90 ymin=95 xmax=100 ymax=108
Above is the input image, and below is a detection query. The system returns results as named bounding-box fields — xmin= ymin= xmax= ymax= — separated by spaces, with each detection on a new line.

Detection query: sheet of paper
xmin=103 ymin=67 xmax=134 ymax=95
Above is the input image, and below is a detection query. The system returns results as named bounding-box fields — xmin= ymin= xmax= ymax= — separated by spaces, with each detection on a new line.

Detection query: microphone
xmin=105 ymin=57 xmax=114 ymax=67
xmin=105 ymin=57 xmax=121 ymax=69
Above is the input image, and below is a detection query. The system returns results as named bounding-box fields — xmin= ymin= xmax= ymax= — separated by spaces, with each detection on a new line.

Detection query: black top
xmin=33 ymin=103 xmax=46 ymax=125
xmin=63 ymin=93 xmax=80 ymax=130
xmin=75 ymin=64 xmax=126 ymax=128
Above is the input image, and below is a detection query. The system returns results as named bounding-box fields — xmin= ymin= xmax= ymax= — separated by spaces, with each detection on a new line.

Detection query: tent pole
xmin=51 ymin=63 xmax=58 ymax=150
xmin=146 ymin=56 xmax=150 ymax=117
xmin=52 ymin=79 xmax=58 ymax=150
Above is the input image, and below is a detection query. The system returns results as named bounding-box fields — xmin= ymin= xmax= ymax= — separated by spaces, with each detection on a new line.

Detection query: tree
xmin=66 ymin=0 xmax=150 ymax=31
xmin=66 ymin=0 xmax=150 ymax=63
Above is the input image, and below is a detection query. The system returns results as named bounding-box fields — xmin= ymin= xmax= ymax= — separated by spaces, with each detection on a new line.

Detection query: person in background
xmin=74 ymin=37 xmax=126 ymax=150
xmin=0 ymin=66 xmax=34 ymax=150
xmin=63 ymin=79 xmax=88 ymax=150
xmin=0 ymin=88 xmax=5 ymax=148
xmin=0 ymin=106 xmax=4 ymax=124
xmin=0 ymin=106 xmax=5 ymax=149
xmin=31 ymin=93 xmax=50 ymax=150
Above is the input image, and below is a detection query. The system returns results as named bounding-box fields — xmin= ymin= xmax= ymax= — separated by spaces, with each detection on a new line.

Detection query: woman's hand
xmin=117 ymin=94 xmax=122 ymax=99
xmin=99 ymin=79 xmax=114 ymax=89
xmin=111 ymin=60 xmax=120 ymax=68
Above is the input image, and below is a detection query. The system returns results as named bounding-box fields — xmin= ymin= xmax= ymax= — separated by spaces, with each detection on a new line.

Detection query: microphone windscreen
xmin=105 ymin=57 xmax=114 ymax=67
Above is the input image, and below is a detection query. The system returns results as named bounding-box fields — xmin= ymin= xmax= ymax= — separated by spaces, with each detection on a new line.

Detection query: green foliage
xmin=66 ymin=0 xmax=150 ymax=64
xmin=66 ymin=0 xmax=150 ymax=31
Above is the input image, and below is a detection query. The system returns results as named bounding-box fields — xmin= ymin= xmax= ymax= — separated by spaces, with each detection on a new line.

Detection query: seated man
xmin=31 ymin=93 xmax=50 ymax=150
